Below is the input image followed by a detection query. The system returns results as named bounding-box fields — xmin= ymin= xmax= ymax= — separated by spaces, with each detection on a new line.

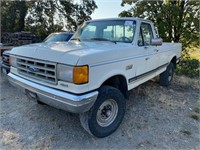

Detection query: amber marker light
xmin=73 ymin=66 xmax=89 ymax=84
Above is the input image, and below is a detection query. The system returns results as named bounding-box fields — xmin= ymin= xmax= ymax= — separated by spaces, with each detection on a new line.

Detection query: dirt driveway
xmin=0 ymin=72 xmax=199 ymax=149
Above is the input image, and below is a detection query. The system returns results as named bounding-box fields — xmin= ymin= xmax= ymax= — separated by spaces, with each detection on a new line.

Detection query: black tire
xmin=160 ymin=62 xmax=174 ymax=86
xmin=79 ymin=86 xmax=126 ymax=138
xmin=37 ymin=100 xmax=46 ymax=105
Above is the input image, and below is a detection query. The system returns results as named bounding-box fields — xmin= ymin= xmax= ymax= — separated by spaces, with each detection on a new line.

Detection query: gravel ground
xmin=0 ymin=71 xmax=199 ymax=150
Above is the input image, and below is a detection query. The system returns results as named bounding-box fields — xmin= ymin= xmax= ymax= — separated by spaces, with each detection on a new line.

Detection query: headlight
xmin=9 ymin=56 xmax=17 ymax=67
xmin=57 ymin=64 xmax=88 ymax=84
xmin=57 ymin=64 xmax=73 ymax=82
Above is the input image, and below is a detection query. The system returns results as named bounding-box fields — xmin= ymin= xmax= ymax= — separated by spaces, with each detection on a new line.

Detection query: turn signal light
xmin=73 ymin=66 xmax=88 ymax=84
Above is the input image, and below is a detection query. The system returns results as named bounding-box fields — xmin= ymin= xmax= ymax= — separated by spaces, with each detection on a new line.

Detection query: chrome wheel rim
xmin=96 ymin=99 xmax=118 ymax=127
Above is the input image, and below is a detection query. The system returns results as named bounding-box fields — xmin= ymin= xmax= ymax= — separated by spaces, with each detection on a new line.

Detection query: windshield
xmin=72 ymin=20 xmax=136 ymax=43
xmin=44 ymin=33 xmax=73 ymax=42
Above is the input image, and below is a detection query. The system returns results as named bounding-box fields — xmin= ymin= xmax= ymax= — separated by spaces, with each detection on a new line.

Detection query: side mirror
xmin=151 ymin=38 xmax=163 ymax=46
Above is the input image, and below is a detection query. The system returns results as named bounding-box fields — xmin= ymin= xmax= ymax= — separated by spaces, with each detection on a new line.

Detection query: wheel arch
xmin=100 ymin=74 xmax=129 ymax=99
xmin=170 ymin=56 xmax=177 ymax=68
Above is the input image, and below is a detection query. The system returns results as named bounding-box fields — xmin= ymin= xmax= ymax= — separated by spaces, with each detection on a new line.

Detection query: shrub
xmin=175 ymin=58 xmax=199 ymax=78
xmin=190 ymin=114 xmax=199 ymax=121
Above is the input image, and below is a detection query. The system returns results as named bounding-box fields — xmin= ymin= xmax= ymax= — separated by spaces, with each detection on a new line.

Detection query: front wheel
xmin=159 ymin=62 xmax=174 ymax=86
xmin=79 ymin=86 xmax=126 ymax=138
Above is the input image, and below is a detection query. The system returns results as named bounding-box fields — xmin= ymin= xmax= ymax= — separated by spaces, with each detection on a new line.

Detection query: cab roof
xmin=89 ymin=17 xmax=152 ymax=23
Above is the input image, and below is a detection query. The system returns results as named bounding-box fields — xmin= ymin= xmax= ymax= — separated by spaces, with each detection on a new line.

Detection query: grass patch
xmin=175 ymin=46 xmax=200 ymax=78
xmin=194 ymin=107 xmax=200 ymax=114
xmin=181 ymin=130 xmax=192 ymax=136
xmin=190 ymin=114 xmax=199 ymax=121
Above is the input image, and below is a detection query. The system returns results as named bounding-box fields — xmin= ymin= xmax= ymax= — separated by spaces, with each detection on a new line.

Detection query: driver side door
xmin=137 ymin=22 xmax=159 ymax=76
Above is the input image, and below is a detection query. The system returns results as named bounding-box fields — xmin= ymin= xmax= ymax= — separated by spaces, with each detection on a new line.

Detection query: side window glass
xmin=140 ymin=23 xmax=153 ymax=46
xmin=138 ymin=30 xmax=143 ymax=46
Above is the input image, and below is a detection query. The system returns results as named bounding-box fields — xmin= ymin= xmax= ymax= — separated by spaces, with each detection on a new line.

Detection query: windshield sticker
xmin=124 ymin=21 xmax=133 ymax=26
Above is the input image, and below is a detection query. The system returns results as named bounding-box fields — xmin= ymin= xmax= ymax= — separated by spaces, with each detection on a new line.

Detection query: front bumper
xmin=8 ymin=73 xmax=98 ymax=113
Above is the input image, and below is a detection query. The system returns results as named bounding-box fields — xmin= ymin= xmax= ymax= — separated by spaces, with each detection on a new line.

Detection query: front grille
xmin=16 ymin=57 xmax=57 ymax=84
xmin=2 ymin=54 xmax=10 ymax=66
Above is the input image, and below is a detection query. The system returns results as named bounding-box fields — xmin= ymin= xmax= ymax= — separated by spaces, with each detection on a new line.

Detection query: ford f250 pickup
xmin=8 ymin=18 xmax=181 ymax=138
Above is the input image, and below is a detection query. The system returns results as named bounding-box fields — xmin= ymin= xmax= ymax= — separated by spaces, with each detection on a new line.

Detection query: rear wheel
xmin=160 ymin=62 xmax=174 ymax=86
xmin=79 ymin=86 xmax=126 ymax=138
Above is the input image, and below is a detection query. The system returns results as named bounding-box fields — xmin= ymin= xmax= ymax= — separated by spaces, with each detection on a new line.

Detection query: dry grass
xmin=174 ymin=75 xmax=199 ymax=90
xmin=30 ymin=135 xmax=57 ymax=150
xmin=188 ymin=46 xmax=200 ymax=61
xmin=1 ymin=130 xmax=23 ymax=149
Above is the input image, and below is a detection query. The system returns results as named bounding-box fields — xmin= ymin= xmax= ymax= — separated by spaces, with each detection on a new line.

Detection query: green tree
xmin=56 ymin=0 xmax=97 ymax=31
xmin=1 ymin=0 xmax=31 ymax=32
xmin=25 ymin=0 xmax=62 ymax=40
xmin=120 ymin=0 xmax=200 ymax=78
xmin=26 ymin=0 xmax=97 ymax=39
xmin=1 ymin=0 xmax=97 ymax=40
xmin=119 ymin=0 xmax=199 ymax=48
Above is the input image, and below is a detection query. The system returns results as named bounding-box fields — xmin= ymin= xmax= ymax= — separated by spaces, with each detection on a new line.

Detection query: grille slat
xmin=17 ymin=61 xmax=55 ymax=71
xmin=2 ymin=54 xmax=10 ymax=65
xmin=17 ymin=66 xmax=55 ymax=78
xmin=16 ymin=57 xmax=57 ymax=84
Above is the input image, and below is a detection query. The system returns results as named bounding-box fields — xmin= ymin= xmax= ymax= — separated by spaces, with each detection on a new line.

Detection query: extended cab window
xmin=138 ymin=23 xmax=153 ymax=46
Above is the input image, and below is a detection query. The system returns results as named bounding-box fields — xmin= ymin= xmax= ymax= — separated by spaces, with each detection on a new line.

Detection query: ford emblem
xmin=28 ymin=67 xmax=37 ymax=72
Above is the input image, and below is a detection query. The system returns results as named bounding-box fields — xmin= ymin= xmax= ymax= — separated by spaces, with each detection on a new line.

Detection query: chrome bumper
xmin=8 ymin=73 xmax=98 ymax=113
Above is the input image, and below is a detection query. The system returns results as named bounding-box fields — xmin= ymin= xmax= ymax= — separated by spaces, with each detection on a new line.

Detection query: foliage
xmin=176 ymin=58 xmax=199 ymax=78
xmin=1 ymin=0 xmax=97 ymax=40
xmin=180 ymin=130 xmax=192 ymax=136
xmin=190 ymin=114 xmax=199 ymax=121
xmin=56 ymin=0 xmax=97 ymax=31
xmin=119 ymin=0 xmax=200 ymax=49
xmin=194 ymin=107 xmax=200 ymax=114
xmin=1 ymin=0 xmax=32 ymax=32
xmin=119 ymin=0 xmax=200 ymax=78
xmin=25 ymin=0 xmax=62 ymax=40
xmin=175 ymin=46 xmax=199 ymax=78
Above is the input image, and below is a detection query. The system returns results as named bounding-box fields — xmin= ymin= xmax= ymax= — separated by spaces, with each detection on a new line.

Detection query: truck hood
xmin=10 ymin=41 xmax=132 ymax=65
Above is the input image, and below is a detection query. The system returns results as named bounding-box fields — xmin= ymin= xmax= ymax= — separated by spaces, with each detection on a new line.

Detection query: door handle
xmin=145 ymin=57 xmax=150 ymax=60
xmin=154 ymin=49 xmax=159 ymax=52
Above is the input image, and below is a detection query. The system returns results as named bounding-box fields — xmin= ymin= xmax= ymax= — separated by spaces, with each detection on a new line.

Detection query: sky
xmin=90 ymin=0 xmax=132 ymax=19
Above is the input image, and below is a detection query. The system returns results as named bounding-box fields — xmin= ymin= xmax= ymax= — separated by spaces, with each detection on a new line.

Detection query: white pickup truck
xmin=8 ymin=18 xmax=181 ymax=138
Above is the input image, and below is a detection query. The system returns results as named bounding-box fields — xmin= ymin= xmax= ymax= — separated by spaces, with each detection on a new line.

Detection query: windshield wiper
xmin=90 ymin=38 xmax=117 ymax=44
xmin=70 ymin=38 xmax=81 ymax=42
